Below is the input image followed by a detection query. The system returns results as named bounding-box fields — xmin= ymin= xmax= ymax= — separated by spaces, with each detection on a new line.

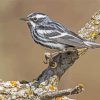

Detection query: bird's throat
xmin=30 ymin=21 xmax=36 ymax=28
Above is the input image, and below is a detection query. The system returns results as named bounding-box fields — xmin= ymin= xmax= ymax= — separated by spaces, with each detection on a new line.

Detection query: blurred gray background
xmin=0 ymin=0 xmax=100 ymax=100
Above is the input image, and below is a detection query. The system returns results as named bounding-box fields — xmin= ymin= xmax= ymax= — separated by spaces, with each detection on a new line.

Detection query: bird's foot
xmin=44 ymin=52 xmax=52 ymax=64
xmin=44 ymin=52 xmax=58 ymax=68
xmin=49 ymin=61 xmax=57 ymax=68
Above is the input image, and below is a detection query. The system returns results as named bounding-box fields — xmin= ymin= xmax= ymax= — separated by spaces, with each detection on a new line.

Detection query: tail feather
xmin=84 ymin=41 xmax=100 ymax=48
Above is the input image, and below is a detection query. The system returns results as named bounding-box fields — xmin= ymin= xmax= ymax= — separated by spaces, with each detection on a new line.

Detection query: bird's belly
xmin=32 ymin=33 xmax=65 ymax=51
xmin=34 ymin=39 xmax=65 ymax=52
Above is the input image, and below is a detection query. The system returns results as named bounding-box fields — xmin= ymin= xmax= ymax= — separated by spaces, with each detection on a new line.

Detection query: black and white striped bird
xmin=21 ymin=12 xmax=100 ymax=52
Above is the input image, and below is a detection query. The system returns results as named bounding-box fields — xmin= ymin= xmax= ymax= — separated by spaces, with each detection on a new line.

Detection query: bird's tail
xmin=84 ymin=41 xmax=100 ymax=49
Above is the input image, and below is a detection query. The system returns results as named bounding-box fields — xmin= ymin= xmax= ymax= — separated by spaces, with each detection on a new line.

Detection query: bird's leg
xmin=44 ymin=47 xmax=76 ymax=62
xmin=44 ymin=52 xmax=59 ymax=68
xmin=43 ymin=47 xmax=74 ymax=64
xmin=44 ymin=47 xmax=76 ymax=65
xmin=43 ymin=47 xmax=77 ymax=67
xmin=44 ymin=50 xmax=66 ymax=64
xmin=44 ymin=52 xmax=59 ymax=64
xmin=44 ymin=52 xmax=52 ymax=64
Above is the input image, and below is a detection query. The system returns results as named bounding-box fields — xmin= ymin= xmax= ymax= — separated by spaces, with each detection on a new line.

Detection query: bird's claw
xmin=44 ymin=52 xmax=52 ymax=64
xmin=43 ymin=52 xmax=57 ymax=68
xmin=49 ymin=61 xmax=57 ymax=68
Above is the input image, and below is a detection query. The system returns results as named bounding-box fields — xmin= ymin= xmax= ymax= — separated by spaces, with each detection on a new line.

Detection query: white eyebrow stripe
xmin=36 ymin=14 xmax=46 ymax=19
xmin=27 ymin=13 xmax=33 ymax=17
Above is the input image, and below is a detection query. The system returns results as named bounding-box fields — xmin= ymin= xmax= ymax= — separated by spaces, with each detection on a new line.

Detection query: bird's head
xmin=21 ymin=12 xmax=49 ymax=28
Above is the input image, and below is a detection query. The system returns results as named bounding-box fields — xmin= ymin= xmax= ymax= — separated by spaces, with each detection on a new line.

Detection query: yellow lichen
xmin=10 ymin=81 xmax=17 ymax=86
xmin=89 ymin=32 xmax=97 ymax=38
xmin=49 ymin=85 xmax=56 ymax=91
xmin=56 ymin=97 xmax=62 ymax=100
xmin=26 ymin=89 xmax=31 ymax=97
xmin=92 ymin=19 xmax=99 ymax=25
xmin=0 ymin=95 xmax=3 ymax=100
xmin=85 ymin=32 xmax=98 ymax=40
xmin=78 ymin=84 xmax=84 ymax=89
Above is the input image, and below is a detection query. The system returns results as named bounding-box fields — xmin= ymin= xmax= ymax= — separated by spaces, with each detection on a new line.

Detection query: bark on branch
xmin=39 ymin=84 xmax=84 ymax=100
xmin=0 ymin=10 xmax=100 ymax=100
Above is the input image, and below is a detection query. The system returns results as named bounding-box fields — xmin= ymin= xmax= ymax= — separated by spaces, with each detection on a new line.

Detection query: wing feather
xmin=37 ymin=21 xmax=86 ymax=48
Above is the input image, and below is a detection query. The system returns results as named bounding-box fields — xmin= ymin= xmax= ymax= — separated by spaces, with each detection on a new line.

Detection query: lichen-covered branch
xmin=0 ymin=10 xmax=100 ymax=100
xmin=0 ymin=80 xmax=84 ymax=100
xmin=39 ymin=84 xmax=84 ymax=100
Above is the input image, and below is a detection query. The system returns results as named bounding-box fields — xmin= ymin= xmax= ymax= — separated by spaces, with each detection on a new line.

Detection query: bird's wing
xmin=38 ymin=21 xmax=86 ymax=48
xmin=49 ymin=31 xmax=86 ymax=48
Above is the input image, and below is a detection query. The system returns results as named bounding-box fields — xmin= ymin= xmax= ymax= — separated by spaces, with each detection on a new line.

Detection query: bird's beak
xmin=20 ymin=17 xmax=28 ymax=21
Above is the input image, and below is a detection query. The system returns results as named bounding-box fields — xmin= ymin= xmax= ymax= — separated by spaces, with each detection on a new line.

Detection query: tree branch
xmin=39 ymin=84 xmax=84 ymax=100
xmin=0 ymin=10 xmax=100 ymax=100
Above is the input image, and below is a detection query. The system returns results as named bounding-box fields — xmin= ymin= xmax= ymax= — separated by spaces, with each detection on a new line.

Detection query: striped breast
xmin=30 ymin=29 xmax=65 ymax=50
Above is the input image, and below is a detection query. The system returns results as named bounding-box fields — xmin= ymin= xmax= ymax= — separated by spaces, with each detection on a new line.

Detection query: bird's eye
xmin=33 ymin=17 xmax=37 ymax=21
